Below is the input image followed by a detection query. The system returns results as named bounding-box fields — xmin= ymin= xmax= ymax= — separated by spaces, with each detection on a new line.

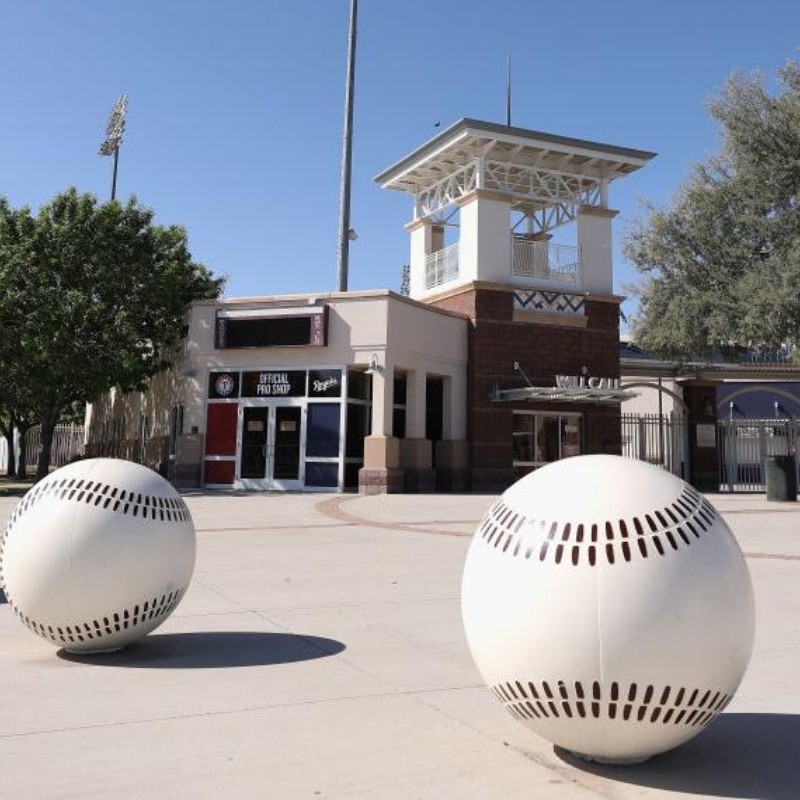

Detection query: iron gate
xmin=717 ymin=419 xmax=800 ymax=492
xmin=621 ymin=413 xmax=688 ymax=479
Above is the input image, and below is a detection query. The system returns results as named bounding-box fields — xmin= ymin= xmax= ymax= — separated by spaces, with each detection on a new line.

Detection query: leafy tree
xmin=625 ymin=59 xmax=800 ymax=359
xmin=0 ymin=199 xmax=41 ymax=478
xmin=0 ymin=188 xmax=225 ymax=481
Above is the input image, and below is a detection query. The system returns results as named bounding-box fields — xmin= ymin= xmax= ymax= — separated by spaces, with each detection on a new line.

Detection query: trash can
xmin=765 ymin=455 xmax=797 ymax=501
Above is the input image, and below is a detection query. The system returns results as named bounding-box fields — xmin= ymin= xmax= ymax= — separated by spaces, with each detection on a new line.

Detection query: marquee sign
xmin=491 ymin=373 xmax=637 ymax=405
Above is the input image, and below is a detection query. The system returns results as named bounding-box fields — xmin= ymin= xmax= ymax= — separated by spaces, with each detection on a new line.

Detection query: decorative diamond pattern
xmin=513 ymin=290 xmax=586 ymax=316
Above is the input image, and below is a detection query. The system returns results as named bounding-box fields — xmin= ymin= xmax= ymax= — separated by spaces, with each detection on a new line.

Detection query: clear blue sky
xmin=2 ymin=1 xmax=799 ymax=321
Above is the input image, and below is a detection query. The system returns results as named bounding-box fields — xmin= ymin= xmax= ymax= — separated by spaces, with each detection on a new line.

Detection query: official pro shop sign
xmin=241 ymin=371 xmax=306 ymax=398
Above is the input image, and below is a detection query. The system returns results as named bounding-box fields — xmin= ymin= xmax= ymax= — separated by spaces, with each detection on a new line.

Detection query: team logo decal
xmin=215 ymin=373 xmax=235 ymax=397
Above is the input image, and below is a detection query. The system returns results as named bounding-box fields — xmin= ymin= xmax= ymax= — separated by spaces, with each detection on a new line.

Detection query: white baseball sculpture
xmin=462 ymin=455 xmax=755 ymax=763
xmin=0 ymin=458 xmax=195 ymax=653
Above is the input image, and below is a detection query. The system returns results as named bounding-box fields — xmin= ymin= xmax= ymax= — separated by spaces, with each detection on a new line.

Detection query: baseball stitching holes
xmin=539 ymin=542 xmax=549 ymax=561
xmin=645 ymin=514 xmax=658 ymax=532
xmin=588 ymin=545 xmax=596 ymax=566
xmin=576 ymin=523 xmax=584 ymax=543
xmin=619 ymin=520 xmax=629 ymax=538
xmin=653 ymin=536 xmax=665 ymax=556
xmin=686 ymin=520 xmax=699 ymax=538
xmin=571 ymin=546 xmax=580 ymax=566
xmin=606 ymin=543 xmax=615 ymax=564
xmin=605 ymin=521 xmax=614 ymax=540
xmin=562 ymin=523 xmax=571 ymax=542
xmin=590 ymin=523 xmax=598 ymax=542
xmin=654 ymin=510 xmax=668 ymax=528
xmin=637 ymin=538 xmax=648 ymax=558
xmin=665 ymin=531 xmax=678 ymax=550
xmin=671 ymin=502 xmax=687 ymax=519
xmin=548 ymin=522 xmax=558 ymax=540
xmin=664 ymin=507 xmax=679 ymax=525
xmin=621 ymin=541 xmax=631 ymax=562
xmin=677 ymin=526 xmax=690 ymax=545
xmin=554 ymin=544 xmax=564 ymax=564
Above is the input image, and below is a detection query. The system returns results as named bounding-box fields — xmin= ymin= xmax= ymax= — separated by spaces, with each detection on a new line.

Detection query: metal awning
xmin=491 ymin=385 xmax=639 ymax=405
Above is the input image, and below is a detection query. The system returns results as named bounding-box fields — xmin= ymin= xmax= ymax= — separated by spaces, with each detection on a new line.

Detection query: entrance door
xmin=239 ymin=405 xmax=304 ymax=490
xmin=271 ymin=406 xmax=302 ymax=489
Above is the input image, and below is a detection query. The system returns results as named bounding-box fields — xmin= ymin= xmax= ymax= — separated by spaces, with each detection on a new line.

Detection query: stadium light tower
xmin=98 ymin=93 xmax=129 ymax=201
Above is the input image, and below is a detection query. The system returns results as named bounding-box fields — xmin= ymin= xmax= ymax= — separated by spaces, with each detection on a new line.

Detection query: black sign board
xmin=241 ymin=370 xmax=306 ymax=398
xmin=208 ymin=371 xmax=240 ymax=399
xmin=215 ymin=306 xmax=328 ymax=349
xmin=308 ymin=369 xmax=342 ymax=398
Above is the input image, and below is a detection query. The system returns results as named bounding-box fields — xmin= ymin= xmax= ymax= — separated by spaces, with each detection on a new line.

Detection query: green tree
xmin=0 ymin=199 xmax=41 ymax=478
xmin=625 ymin=59 xmax=800 ymax=359
xmin=0 ymin=188 xmax=225 ymax=481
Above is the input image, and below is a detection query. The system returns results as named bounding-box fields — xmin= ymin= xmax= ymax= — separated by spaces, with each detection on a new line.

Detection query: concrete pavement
xmin=0 ymin=489 xmax=798 ymax=799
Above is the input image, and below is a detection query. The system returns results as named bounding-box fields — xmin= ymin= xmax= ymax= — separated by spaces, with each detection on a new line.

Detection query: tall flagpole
xmin=336 ymin=0 xmax=358 ymax=292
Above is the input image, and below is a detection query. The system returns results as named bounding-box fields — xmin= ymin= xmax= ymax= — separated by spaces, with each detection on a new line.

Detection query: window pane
xmin=306 ymin=462 xmax=339 ymax=487
xmin=306 ymin=403 xmax=341 ymax=457
xmin=562 ymin=416 xmax=582 ymax=458
xmin=513 ymin=413 xmax=534 ymax=463
xmin=538 ymin=416 xmax=561 ymax=462
xmin=347 ymin=370 xmax=371 ymax=400
xmin=394 ymin=374 xmax=407 ymax=406
xmin=346 ymin=402 xmax=370 ymax=459
xmin=393 ymin=407 xmax=406 ymax=439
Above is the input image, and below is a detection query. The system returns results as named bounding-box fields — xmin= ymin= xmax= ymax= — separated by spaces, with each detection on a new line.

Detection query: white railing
xmin=511 ymin=239 xmax=580 ymax=285
xmin=425 ymin=242 xmax=459 ymax=290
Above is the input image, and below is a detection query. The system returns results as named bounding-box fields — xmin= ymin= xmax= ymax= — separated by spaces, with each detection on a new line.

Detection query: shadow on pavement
xmin=57 ymin=631 xmax=346 ymax=669
xmin=556 ymin=712 xmax=800 ymax=800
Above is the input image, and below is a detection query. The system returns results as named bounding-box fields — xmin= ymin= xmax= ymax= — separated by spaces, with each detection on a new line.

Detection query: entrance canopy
xmin=491 ymin=384 xmax=638 ymax=406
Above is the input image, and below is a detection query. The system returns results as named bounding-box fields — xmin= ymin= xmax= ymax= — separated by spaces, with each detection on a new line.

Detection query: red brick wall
xmin=431 ymin=285 xmax=621 ymax=491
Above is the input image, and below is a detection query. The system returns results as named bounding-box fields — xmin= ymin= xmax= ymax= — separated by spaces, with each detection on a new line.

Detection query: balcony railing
xmin=425 ymin=242 xmax=459 ymax=290
xmin=511 ymin=238 xmax=580 ymax=286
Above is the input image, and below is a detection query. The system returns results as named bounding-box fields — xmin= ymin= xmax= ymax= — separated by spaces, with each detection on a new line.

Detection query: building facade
xmin=86 ymin=119 xmax=655 ymax=493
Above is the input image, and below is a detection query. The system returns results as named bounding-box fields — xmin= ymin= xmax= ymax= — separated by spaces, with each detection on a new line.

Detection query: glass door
xmin=239 ymin=407 xmax=271 ymax=489
xmin=238 ymin=403 xmax=305 ymax=490
xmin=270 ymin=406 xmax=303 ymax=490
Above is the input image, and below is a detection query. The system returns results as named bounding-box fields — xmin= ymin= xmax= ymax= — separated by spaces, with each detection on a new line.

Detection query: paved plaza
xmin=0 ymin=489 xmax=798 ymax=799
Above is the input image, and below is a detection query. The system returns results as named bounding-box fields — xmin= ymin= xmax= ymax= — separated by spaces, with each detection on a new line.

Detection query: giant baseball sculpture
xmin=462 ymin=455 xmax=755 ymax=763
xmin=0 ymin=458 xmax=195 ymax=653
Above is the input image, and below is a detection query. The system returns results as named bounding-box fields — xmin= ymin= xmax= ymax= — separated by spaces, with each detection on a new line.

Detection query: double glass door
xmin=239 ymin=404 xmax=303 ymax=490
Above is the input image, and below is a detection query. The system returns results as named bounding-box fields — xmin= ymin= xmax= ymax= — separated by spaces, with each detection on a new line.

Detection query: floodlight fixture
xmin=98 ymin=92 xmax=129 ymax=200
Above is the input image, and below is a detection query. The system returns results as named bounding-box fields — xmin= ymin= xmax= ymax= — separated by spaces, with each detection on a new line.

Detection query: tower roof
xmin=375 ymin=118 xmax=656 ymax=195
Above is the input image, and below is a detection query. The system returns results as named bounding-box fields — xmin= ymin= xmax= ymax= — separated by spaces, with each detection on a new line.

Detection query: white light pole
xmin=336 ymin=0 xmax=357 ymax=292
xmin=99 ymin=93 xmax=129 ymax=201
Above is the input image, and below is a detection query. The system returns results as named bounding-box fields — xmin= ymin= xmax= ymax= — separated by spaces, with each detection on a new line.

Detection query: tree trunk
xmin=15 ymin=425 xmax=29 ymax=480
xmin=3 ymin=427 xmax=15 ymax=477
xmin=36 ymin=413 xmax=57 ymax=482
